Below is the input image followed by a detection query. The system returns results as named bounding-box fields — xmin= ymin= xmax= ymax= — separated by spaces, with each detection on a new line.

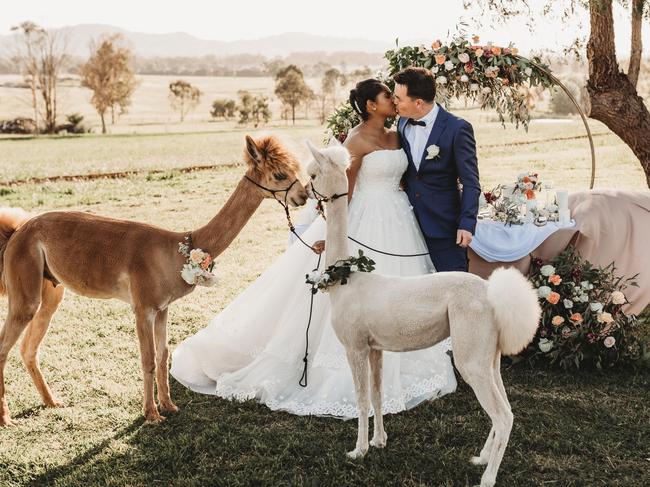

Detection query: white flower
xmin=563 ymin=299 xmax=573 ymax=309
xmin=458 ymin=52 xmax=470 ymax=63
xmin=579 ymin=294 xmax=589 ymax=303
xmin=425 ymin=144 xmax=441 ymax=160
xmin=470 ymin=83 xmax=479 ymax=92
xmin=189 ymin=248 xmax=205 ymax=265
xmin=540 ymin=265 xmax=556 ymax=277
xmin=524 ymin=182 xmax=534 ymax=190
xmin=460 ymin=74 xmax=469 ymax=82
xmin=431 ymin=66 xmax=439 ymax=74
xmin=350 ymin=265 xmax=359 ymax=272
xmin=611 ymin=291 xmax=626 ymax=305
xmin=444 ymin=60 xmax=454 ymax=71
xmin=481 ymin=86 xmax=491 ymax=94
xmin=537 ymin=286 xmax=552 ymax=298
xmin=181 ymin=264 xmax=202 ymax=285
xmin=307 ymin=271 xmax=321 ymax=282
xmin=603 ymin=336 xmax=616 ymax=348
xmin=538 ymin=338 xmax=553 ymax=353
xmin=525 ymin=67 xmax=533 ymax=76
xmin=580 ymin=280 xmax=590 ymax=289
xmin=546 ymin=203 xmax=558 ymax=212
xmin=597 ymin=312 xmax=614 ymax=324
xmin=322 ymin=273 xmax=330 ymax=282
xmin=589 ymin=302 xmax=603 ymax=313
xmin=436 ymin=75 xmax=448 ymax=85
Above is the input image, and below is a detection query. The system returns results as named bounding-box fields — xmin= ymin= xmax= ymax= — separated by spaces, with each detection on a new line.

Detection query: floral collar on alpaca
xmin=178 ymin=234 xmax=217 ymax=286
xmin=306 ymin=250 xmax=375 ymax=293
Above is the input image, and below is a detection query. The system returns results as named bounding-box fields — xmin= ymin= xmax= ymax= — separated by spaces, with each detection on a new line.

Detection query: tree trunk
xmin=586 ymin=0 xmax=650 ymax=187
xmin=291 ymin=104 xmax=296 ymax=125
xmin=100 ymin=112 xmax=106 ymax=134
xmin=628 ymin=0 xmax=643 ymax=88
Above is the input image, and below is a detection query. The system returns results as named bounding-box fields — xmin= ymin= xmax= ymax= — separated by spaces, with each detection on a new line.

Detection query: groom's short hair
xmin=393 ymin=67 xmax=436 ymax=103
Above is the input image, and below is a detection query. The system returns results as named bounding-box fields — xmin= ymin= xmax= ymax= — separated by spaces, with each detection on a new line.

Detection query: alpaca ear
xmin=305 ymin=139 xmax=325 ymax=165
xmin=327 ymin=136 xmax=342 ymax=147
xmin=245 ymin=135 xmax=262 ymax=164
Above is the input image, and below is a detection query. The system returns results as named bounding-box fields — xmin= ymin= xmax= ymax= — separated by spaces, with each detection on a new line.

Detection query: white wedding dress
xmin=170 ymin=149 xmax=456 ymax=419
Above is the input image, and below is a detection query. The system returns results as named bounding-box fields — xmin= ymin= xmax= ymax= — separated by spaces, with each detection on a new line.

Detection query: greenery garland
xmin=306 ymin=250 xmax=376 ymax=293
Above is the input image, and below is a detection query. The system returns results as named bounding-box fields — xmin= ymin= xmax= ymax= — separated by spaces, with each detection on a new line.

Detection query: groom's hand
xmin=456 ymin=229 xmax=473 ymax=248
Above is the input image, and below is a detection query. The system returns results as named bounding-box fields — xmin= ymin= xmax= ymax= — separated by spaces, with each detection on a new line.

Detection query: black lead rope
xmin=299 ymin=253 xmax=322 ymax=387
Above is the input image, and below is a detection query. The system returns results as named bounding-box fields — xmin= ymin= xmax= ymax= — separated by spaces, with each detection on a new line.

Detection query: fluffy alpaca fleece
xmin=305 ymin=140 xmax=541 ymax=487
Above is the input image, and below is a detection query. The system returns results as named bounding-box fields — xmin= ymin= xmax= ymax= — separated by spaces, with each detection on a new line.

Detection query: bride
xmin=170 ymin=79 xmax=456 ymax=418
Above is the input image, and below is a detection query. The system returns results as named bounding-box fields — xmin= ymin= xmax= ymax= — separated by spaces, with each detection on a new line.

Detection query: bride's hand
xmin=311 ymin=240 xmax=325 ymax=254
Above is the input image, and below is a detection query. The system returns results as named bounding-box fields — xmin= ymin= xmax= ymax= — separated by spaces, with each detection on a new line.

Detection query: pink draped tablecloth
xmin=469 ymin=189 xmax=650 ymax=315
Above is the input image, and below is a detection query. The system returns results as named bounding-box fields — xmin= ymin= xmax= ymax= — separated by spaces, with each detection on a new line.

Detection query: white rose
xmin=580 ymin=280 xmax=590 ymax=289
xmin=444 ymin=60 xmax=454 ymax=71
xmin=470 ymin=83 xmax=479 ymax=92
xmin=537 ymin=286 xmax=552 ymax=298
xmin=603 ymin=336 xmax=616 ymax=348
xmin=431 ymin=66 xmax=439 ymax=74
xmin=597 ymin=312 xmax=614 ymax=324
xmin=436 ymin=76 xmax=448 ymax=85
xmin=589 ymin=302 xmax=603 ymax=313
xmin=350 ymin=265 xmax=359 ymax=272
xmin=610 ymin=291 xmax=626 ymax=305
xmin=563 ymin=299 xmax=573 ymax=309
xmin=458 ymin=52 xmax=470 ymax=63
xmin=189 ymin=248 xmax=205 ymax=265
xmin=307 ymin=271 xmax=321 ymax=282
xmin=426 ymin=144 xmax=440 ymax=159
xmin=481 ymin=86 xmax=491 ymax=94
xmin=540 ymin=265 xmax=556 ymax=277
xmin=579 ymin=294 xmax=589 ymax=303
xmin=538 ymin=338 xmax=553 ymax=353
xmin=525 ymin=67 xmax=533 ymax=76
xmin=460 ymin=74 xmax=469 ymax=82
xmin=181 ymin=264 xmax=200 ymax=285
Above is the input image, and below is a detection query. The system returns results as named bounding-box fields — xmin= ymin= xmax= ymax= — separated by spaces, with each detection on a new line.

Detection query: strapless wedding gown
xmin=170 ymin=149 xmax=456 ymax=418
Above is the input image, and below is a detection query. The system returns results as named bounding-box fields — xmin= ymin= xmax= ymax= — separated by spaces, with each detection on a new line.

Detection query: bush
xmin=0 ymin=117 xmax=37 ymax=134
xmin=549 ymin=84 xmax=580 ymax=116
xmin=210 ymin=99 xmax=236 ymax=120
xmin=56 ymin=113 xmax=90 ymax=134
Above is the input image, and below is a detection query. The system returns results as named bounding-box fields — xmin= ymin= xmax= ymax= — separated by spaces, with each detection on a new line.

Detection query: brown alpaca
xmin=0 ymin=135 xmax=308 ymax=427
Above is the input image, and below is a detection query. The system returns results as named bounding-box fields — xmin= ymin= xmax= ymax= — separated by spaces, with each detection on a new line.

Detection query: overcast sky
xmin=2 ymin=0 xmax=648 ymax=56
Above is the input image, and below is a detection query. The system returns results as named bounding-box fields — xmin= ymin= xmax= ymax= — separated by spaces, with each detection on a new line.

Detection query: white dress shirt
xmin=404 ymin=103 xmax=439 ymax=171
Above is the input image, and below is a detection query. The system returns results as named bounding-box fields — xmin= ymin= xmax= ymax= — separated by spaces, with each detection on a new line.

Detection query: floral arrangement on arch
xmin=522 ymin=247 xmax=645 ymax=370
xmin=326 ymin=36 xmax=555 ymax=142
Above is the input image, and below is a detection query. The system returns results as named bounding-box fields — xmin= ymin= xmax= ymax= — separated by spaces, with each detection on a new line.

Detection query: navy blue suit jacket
xmin=398 ymin=106 xmax=480 ymax=239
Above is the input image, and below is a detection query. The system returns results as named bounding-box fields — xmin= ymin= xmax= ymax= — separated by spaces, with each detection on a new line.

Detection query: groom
xmin=393 ymin=67 xmax=480 ymax=272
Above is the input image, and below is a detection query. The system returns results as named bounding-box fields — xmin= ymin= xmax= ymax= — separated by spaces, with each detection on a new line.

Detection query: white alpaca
xmin=305 ymin=141 xmax=541 ymax=487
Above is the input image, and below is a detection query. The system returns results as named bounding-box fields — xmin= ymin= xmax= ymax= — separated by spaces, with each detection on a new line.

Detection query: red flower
xmin=337 ymin=133 xmax=347 ymax=143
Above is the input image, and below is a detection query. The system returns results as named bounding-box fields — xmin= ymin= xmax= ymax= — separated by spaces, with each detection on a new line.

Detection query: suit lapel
xmin=398 ymin=117 xmax=416 ymax=171
xmin=419 ymin=105 xmax=448 ymax=168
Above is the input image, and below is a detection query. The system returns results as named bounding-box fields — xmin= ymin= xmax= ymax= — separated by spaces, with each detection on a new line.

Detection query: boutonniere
xmin=425 ymin=144 xmax=441 ymax=160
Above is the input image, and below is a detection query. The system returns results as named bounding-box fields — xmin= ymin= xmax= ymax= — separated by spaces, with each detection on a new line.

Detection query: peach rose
xmin=435 ymin=54 xmax=446 ymax=65
xmin=548 ymin=274 xmax=562 ymax=285
xmin=551 ymin=315 xmax=565 ymax=326
xmin=570 ymin=313 xmax=583 ymax=323
xmin=547 ymin=292 xmax=560 ymax=305
xmin=431 ymin=40 xmax=442 ymax=50
xmin=200 ymin=254 xmax=213 ymax=270
xmin=475 ymin=48 xmax=485 ymax=58
xmin=491 ymin=46 xmax=502 ymax=56
xmin=511 ymin=47 xmax=519 ymax=55
xmin=464 ymin=63 xmax=474 ymax=74
xmin=501 ymin=78 xmax=510 ymax=86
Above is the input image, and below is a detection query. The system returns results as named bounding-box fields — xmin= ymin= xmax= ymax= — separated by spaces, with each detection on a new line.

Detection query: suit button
xmin=416 ymin=175 xmax=420 ymax=180
xmin=415 ymin=193 xmax=420 ymax=198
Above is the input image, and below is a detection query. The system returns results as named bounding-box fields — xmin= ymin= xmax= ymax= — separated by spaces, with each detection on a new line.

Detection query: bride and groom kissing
xmin=170 ymin=67 xmax=481 ymax=418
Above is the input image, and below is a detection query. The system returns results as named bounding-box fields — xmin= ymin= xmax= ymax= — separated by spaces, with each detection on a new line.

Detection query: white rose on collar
xmin=425 ymin=144 xmax=440 ymax=160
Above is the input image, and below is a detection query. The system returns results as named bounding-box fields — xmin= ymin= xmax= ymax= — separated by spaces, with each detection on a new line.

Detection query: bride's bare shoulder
xmin=344 ymin=130 xmax=372 ymax=159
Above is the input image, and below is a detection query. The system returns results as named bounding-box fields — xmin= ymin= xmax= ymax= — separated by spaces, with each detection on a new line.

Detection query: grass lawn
xmin=0 ymin=122 xmax=648 ymax=486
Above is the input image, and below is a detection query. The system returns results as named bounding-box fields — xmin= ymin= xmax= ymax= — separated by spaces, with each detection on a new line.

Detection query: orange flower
xmin=475 ymin=48 xmax=485 ymax=58
xmin=464 ymin=63 xmax=474 ymax=74
xmin=570 ymin=313 xmax=583 ymax=323
xmin=525 ymin=189 xmax=535 ymax=200
xmin=200 ymin=255 xmax=213 ymax=270
xmin=472 ymin=35 xmax=480 ymax=44
xmin=431 ymin=40 xmax=442 ymax=50
xmin=523 ymin=176 xmax=531 ymax=183
xmin=491 ymin=46 xmax=502 ymax=56
xmin=548 ymin=274 xmax=562 ymax=285
xmin=511 ymin=47 xmax=519 ymax=56
xmin=547 ymin=292 xmax=560 ymax=305
xmin=551 ymin=315 xmax=565 ymax=326
xmin=501 ymin=78 xmax=510 ymax=85
xmin=435 ymin=54 xmax=446 ymax=65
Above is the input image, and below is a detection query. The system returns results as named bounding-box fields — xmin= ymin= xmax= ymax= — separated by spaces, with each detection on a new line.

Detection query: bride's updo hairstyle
xmin=349 ymin=79 xmax=390 ymax=121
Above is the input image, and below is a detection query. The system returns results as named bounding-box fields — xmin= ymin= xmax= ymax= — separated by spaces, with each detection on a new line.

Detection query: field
xmin=0 ymin=76 xmax=649 ymax=486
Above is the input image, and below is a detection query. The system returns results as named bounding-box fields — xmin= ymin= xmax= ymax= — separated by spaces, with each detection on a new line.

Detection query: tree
xmin=210 ymin=99 xmax=236 ymax=120
xmin=80 ymin=34 xmax=138 ymax=134
xmin=11 ymin=22 xmax=69 ymax=133
xmin=168 ymin=80 xmax=202 ymax=122
xmin=236 ymin=90 xmax=271 ymax=127
xmin=320 ymin=67 xmax=347 ymax=121
xmin=274 ymin=65 xmax=313 ymax=125
xmin=465 ymin=0 xmax=650 ymax=187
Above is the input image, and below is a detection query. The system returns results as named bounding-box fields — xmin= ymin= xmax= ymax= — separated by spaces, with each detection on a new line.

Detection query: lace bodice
xmin=353 ymin=149 xmax=408 ymax=194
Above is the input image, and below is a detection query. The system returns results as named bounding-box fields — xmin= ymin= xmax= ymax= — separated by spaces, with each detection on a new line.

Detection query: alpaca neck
xmin=325 ymin=196 xmax=349 ymax=268
xmin=192 ymin=176 xmax=264 ymax=257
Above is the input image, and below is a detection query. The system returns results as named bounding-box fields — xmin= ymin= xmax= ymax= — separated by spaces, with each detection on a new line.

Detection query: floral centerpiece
xmin=326 ymin=36 xmax=555 ymax=142
xmin=178 ymin=236 xmax=217 ymax=286
xmin=523 ymin=248 xmax=645 ymax=370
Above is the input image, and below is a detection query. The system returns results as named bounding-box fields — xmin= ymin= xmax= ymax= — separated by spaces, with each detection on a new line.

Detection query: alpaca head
xmin=244 ymin=135 xmax=308 ymax=207
xmin=304 ymin=139 xmax=351 ymax=201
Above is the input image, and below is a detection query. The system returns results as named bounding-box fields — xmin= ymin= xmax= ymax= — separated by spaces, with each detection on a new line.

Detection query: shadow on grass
xmin=27 ymin=368 xmax=650 ymax=487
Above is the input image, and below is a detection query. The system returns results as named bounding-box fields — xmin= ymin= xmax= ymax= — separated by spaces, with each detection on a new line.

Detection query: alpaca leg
xmin=19 ymin=280 xmax=65 ymax=408
xmin=368 ymin=348 xmax=387 ymax=449
xmin=462 ymin=364 xmax=513 ymax=487
xmin=154 ymin=308 xmax=178 ymax=413
xmin=345 ymin=348 xmax=370 ymax=459
xmin=134 ymin=308 xmax=164 ymax=423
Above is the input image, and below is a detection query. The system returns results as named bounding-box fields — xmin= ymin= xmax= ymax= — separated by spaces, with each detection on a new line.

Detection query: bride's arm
xmin=343 ymin=138 xmax=365 ymax=203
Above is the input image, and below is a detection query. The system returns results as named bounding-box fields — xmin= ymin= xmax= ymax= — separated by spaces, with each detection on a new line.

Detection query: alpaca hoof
xmin=0 ymin=416 xmax=15 ymax=427
xmin=145 ymin=412 xmax=166 ymax=424
xmin=479 ymin=476 xmax=496 ymax=487
xmin=45 ymin=399 xmax=65 ymax=409
xmin=370 ymin=433 xmax=387 ymax=449
xmin=161 ymin=402 xmax=179 ymax=414
xmin=346 ymin=447 xmax=367 ymax=459
xmin=470 ymin=455 xmax=488 ymax=466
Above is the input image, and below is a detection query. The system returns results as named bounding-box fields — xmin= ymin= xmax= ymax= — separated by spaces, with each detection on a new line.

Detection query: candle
xmin=556 ymin=190 xmax=569 ymax=211
xmin=559 ymin=209 xmax=571 ymax=227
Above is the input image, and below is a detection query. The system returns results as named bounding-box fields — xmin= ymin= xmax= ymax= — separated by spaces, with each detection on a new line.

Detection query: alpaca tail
xmin=0 ymin=208 xmax=30 ymax=296
xmin=486 ymin=267 xmax=541 ymax=356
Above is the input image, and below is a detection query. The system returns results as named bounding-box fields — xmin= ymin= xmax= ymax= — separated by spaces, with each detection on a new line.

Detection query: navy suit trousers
xmin=425 ymin=237 xmax=468 ymax=272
